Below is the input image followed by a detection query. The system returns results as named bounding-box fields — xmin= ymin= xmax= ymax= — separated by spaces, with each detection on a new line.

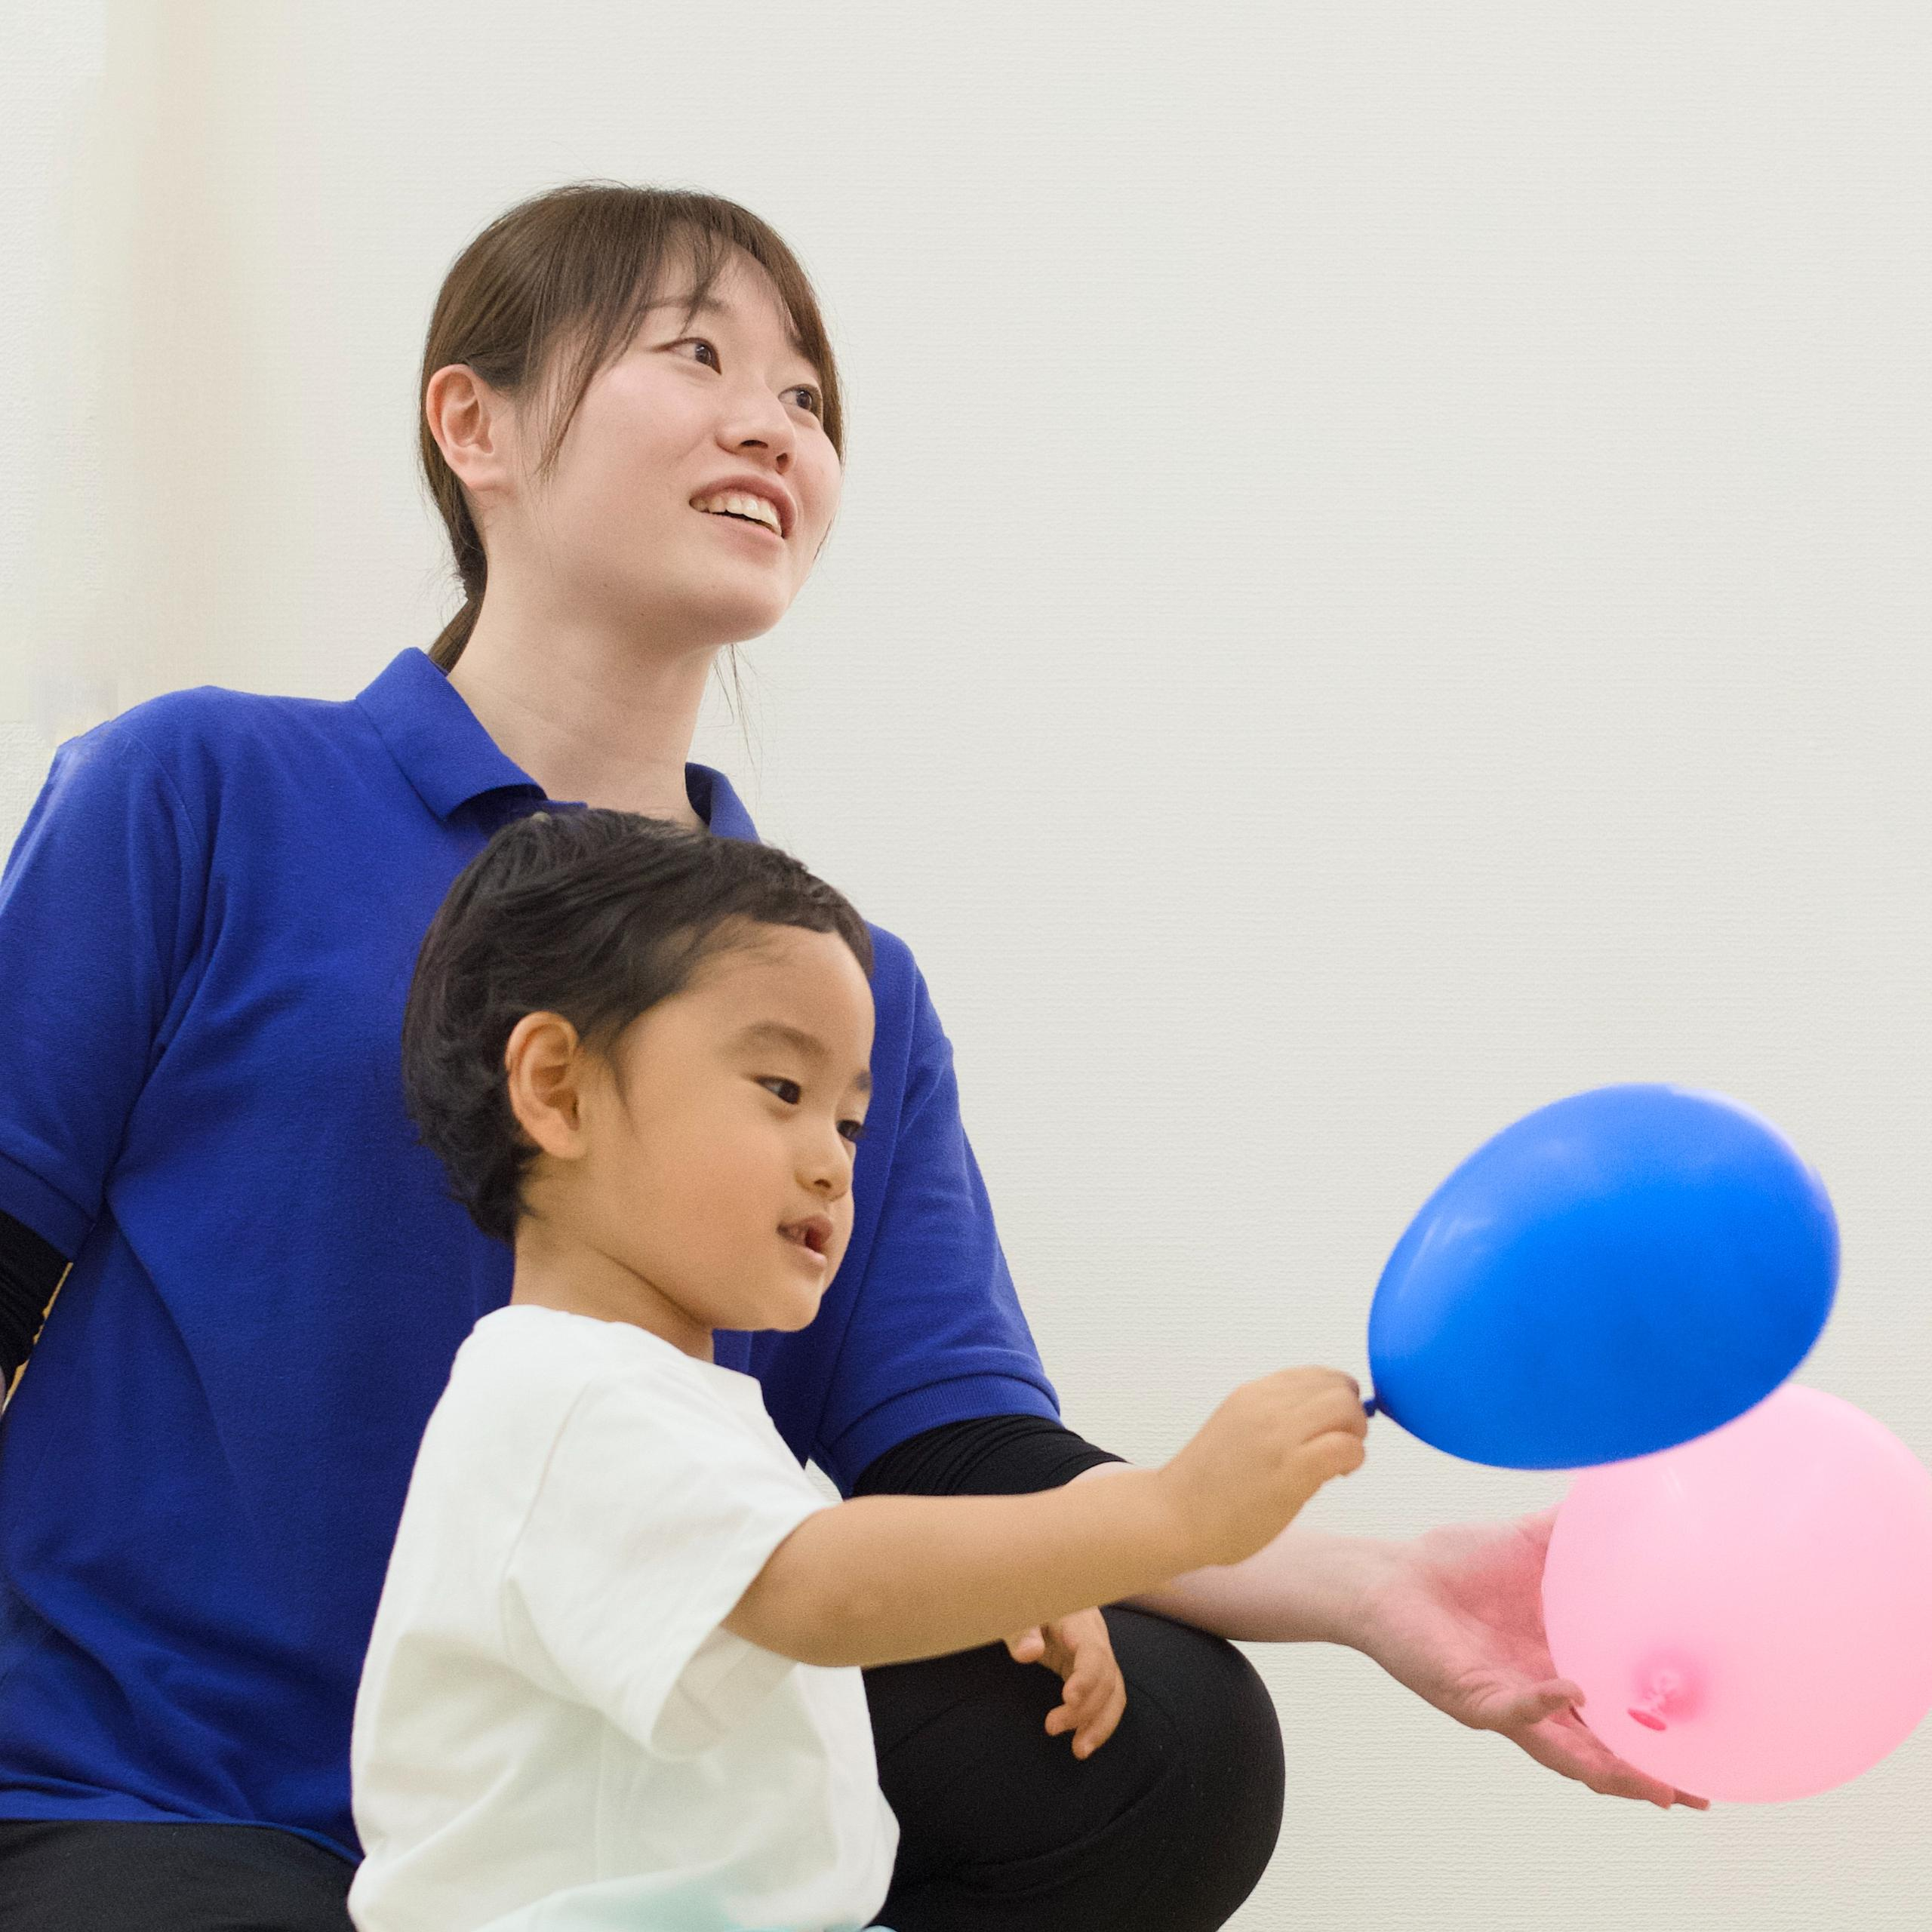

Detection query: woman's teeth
xmin=691 ymin=491 xmax=781 ymax=534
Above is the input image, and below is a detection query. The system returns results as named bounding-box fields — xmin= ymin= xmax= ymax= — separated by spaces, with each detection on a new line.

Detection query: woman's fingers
xmin=1520 ymin=1706 xmax=1709 ymax=1810
xmin=1506 ymin=1679 xmax=1587 ymax=1727
xmin=1485 ymin=1675 xmax=1708 ymax=1808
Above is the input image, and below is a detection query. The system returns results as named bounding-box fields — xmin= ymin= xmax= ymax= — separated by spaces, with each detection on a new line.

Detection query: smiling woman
xmin=417 ymin=186 xmax=841 ymax=722
xmin=0 ymin=174 xmax=1696 ymax=1932
xmin=0 ymin=180 xmax=1287 ymax=1932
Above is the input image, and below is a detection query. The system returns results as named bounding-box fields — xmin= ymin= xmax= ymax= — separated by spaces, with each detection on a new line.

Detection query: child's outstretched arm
xmin=724 ymin=1366 xmax=1367 ymax=1669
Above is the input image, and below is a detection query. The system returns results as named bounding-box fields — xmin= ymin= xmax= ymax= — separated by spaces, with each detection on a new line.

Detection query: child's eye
xmin=758 ymin=1078 xmax=866 ymax=1146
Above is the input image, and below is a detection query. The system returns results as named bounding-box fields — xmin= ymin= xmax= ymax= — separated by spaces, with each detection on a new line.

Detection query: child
xmin=347 ymin=807 xmax=1369 ymax=1932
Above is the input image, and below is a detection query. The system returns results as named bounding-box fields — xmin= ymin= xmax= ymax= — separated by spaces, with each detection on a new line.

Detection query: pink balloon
xmin=1541 ymin=1383 xmax=1932 ymax=1801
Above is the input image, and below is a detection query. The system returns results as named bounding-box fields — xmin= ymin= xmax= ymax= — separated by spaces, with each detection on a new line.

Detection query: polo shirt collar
xmin=355 ymin=646 xmax=758 ymax=842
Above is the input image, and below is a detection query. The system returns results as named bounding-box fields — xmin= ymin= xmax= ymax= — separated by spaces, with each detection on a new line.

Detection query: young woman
xmin=0 ymin=181 xmax=1705 ymax=1932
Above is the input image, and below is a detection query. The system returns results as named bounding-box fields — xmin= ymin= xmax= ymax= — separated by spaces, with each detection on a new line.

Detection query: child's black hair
xmin=400 ymin=808 xmax=874 ymax=1246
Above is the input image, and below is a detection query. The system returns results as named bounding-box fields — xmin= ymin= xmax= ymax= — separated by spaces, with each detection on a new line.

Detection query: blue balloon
xmin=1367 ymin=1084 xmax=1838 ymax=1468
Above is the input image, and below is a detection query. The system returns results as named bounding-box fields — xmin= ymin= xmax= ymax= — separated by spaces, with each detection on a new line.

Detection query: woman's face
xmin=485 ymin=243 xmax=842 ymax=652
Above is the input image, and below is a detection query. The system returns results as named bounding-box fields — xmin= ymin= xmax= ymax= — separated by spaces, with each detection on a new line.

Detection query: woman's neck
xmin=444 ymin=611 xmax=715 ymax=829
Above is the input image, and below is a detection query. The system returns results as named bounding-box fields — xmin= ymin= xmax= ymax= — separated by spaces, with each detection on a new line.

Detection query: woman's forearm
xmin=1066 ymin=1461 xmax=1399 ymax=1646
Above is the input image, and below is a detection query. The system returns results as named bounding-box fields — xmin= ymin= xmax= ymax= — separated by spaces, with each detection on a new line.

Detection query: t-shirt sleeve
xmin=501 ymin=1371 xmax=835 ymax=1762
xmin=811 ymin=949 xmax=1064 ymax=1494
xmin=0 ymin=725 xmax=207 ymax=1257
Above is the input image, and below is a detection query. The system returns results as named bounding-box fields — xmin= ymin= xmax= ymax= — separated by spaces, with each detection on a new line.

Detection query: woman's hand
xmin=1003 ymin=1608 xmax=1124 ymax=1760
xmin=1352 ymin=1506 xmax=1710 ymax=1810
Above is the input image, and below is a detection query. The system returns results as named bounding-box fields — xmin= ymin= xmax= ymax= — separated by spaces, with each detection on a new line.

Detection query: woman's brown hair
xmin=417 ymin=181 xmax=845 ymax=707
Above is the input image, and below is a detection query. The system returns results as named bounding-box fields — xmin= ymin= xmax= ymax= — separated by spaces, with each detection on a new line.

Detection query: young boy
xmin=347 ymin=807 xmax=1368 ymax=1932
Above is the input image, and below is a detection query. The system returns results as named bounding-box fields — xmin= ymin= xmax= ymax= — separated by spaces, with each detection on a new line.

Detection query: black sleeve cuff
xmin=849 ymin=1411 xmax=1130 ymax=1498
xmin=0 ymin=1208 xmax=68 ymax=1387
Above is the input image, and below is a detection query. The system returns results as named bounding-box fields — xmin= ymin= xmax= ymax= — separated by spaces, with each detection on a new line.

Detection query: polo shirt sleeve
xmin=812 ymin=947 xmax=1064 ymax=1495
xmin=501 ymin=1371 xmax=833 ymax=1763
xmin=0 ymin=724 xmax=207 ymax=1259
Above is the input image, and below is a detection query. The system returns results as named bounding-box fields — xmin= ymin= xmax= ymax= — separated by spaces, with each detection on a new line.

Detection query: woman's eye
xmin=841 ymin=1121 xmax=869 ymax=1146
xmin=676 ymin=340 xmax=822 ymax=415
xmin=760 ymin=1077 xmax=801 ymax=1103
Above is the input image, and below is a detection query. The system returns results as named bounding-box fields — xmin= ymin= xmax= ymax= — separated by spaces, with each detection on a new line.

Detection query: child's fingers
xmin=1057 ymin=1661 xmax=1106 ymax=1722
xmin=1043 ymin=1688 xmax=1089 ymax=1737
xmin=1072 ymin=1680 xmax=1129 ymax=1758
xmin=1004 ymin=1626 xmax=1045 ymax=1663
xmin=1048 ymin=1663 xmax=1125 ymax=1749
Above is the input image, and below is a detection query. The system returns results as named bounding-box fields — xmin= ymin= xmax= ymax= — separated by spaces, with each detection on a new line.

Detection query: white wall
xmin=6 ymin=3 xmax=1929 ymax=1924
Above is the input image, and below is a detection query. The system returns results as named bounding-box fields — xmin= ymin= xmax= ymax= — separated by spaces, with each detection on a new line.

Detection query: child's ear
xmin=503 ymin=1012 xmax=592 ymax=1157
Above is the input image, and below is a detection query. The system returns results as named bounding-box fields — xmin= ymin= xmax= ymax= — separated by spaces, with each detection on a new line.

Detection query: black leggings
xmin=0 ymin=1607 xmax=1285 ymax=1931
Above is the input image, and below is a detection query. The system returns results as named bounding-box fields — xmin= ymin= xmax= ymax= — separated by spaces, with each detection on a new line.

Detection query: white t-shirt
xmin=347 ymin=1303 xmax=900 ymax=1932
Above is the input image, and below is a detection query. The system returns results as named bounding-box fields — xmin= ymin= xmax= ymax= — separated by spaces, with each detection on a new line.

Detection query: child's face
xmin=517 ymin=924 xmax=874 ymax=1349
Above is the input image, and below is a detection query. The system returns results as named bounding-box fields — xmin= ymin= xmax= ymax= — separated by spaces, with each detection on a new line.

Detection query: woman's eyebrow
xmin=641 ymin=293 xmax=816 ymax=368
xmin=643 ymin=293 xmax=728 ymax=317
xmin=731 ymin=1019 xmax=872 ymax=1097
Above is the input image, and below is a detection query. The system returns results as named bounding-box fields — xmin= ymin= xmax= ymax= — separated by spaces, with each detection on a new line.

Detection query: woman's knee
xmin=1106 ymin=1605 xmax=1285 ymax=1847
xmin=866 ymin=1607 xmax=1287 ymax=1930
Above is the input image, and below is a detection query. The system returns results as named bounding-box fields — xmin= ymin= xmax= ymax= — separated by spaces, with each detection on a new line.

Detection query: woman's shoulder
xmin=851 ymin=914 xmax=937 ymax=1041
xmin=45 ymin=671 xmax=374 ymax=830
xmin=857 ymin=913 xmax=915 ymax=986
xmin=83 ymin=671 xmax=349 ymax=768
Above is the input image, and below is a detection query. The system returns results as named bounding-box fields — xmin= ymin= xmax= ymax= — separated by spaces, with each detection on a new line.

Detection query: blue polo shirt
xmin=0 ymin=645 xmax=1062 ymax=1861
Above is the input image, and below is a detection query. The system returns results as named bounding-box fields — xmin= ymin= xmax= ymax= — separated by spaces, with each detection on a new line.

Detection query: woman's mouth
xmin=694 ymin=505 xmax=783 ymax=543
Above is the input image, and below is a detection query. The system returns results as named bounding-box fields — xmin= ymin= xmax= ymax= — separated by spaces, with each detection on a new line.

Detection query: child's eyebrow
xmin=731 ymin=1020 xmax=872 ymax=1097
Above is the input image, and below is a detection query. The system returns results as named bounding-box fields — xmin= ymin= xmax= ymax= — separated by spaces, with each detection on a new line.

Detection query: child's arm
xmin=724 ymin=1365 xmax=1367 ymax=1669
xmin=725 ymin=1467 xmax=1189 ymax=1668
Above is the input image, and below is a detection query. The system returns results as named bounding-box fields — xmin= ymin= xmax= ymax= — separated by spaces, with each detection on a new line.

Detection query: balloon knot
xmin=1626 ymin=1666 xmax=1684 ymax=1733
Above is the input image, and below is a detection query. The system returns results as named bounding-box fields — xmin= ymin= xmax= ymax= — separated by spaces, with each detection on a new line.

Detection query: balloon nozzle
xmin=1626 ymin=1666 xmax=1687 ymax=1734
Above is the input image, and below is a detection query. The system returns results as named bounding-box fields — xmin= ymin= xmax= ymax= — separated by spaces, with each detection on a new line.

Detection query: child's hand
xmin=1002 ymin=1609 xmax=1124 ymax=1760
xmin=1159 ymin=1366 xmax=1368 ymax=1570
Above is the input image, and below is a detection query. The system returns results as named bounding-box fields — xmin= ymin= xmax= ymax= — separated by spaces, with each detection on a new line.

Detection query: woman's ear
xmin=426 ymin=363 xmax=518 ymax=503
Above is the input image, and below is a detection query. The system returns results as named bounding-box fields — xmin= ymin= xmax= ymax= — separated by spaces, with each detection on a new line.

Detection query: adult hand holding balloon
xmin=1361 ymin=1083 xmax=1932 ymax=1801
xmin=1366 ymin=1085 xmax=1838 ymax=1467
xmin=1540 ymin=1383 xmax=1932 ymax=1801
